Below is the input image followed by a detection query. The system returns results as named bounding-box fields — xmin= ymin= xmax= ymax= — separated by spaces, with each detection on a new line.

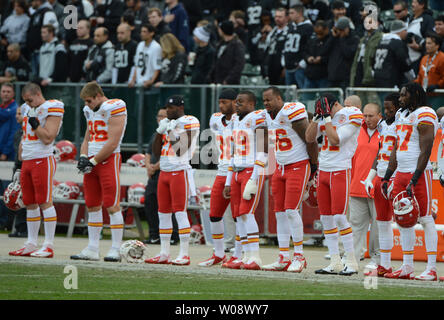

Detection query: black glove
xmin=77 ymin=156 xmax=95 ymax=174
xmin=319 ymin=97 xmax=331 ymax=117
xmin=13 ymin=160 xmax=22 ymax=174
xmin=309 ymin=162 xmax=318 ymax=181
xmin=28 ymin=117 xmax=40 ymax=130
xmin=381 ymin=179 xmax=389 ymax=199
xmin=426 ymin=85 xmax=439 ymax=93
xmin=439 ymin=174 xmax=444 ymax=187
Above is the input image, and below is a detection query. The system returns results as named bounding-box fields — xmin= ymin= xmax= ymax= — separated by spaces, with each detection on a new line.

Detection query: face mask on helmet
xmin=126 ymin=154 xmax=146 ymax=167
xmin=393 ymin=191 xmax=419 ymax=228
xmin=3 ymin=182 xmax=25 ymax=211
xmin=127 ymin=183 xmax=146 ymax=204
xmin=54 ymin=140 xmax=77 ymax=162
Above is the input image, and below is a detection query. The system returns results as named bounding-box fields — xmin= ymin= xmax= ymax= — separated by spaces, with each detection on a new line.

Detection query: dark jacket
xmin=153 ymin=21 xmax=172 ymax=42
xmin=159 ymin=51 xmax=187 ymax=84
xmin=27 ymin=2 xmax=57 ymax=52
xmin=1 ymin=55 xmax=31 ymax=81
xmin=95 ymin=0 xmax=126 ymax=43
xmin=163 ymin=3 xmax=190 ymax=52
xmin=68 ymin=37 xmax=94 ymax=82
xmin=304 ymin=33 xmax=330 ymax=81
xmin=191 ymin=44 xmax=215 ymax=84
xmin=210 ymin=35 xmax=245 ymax=84
xmin=322 ymin=30 xmax=360 ymax=82
xmin=84 ymin=40 xmax=114 ymax=83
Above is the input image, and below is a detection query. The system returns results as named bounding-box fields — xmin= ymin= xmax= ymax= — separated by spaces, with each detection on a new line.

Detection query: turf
xmin=1 ymin=263 xmax=444 ymax=300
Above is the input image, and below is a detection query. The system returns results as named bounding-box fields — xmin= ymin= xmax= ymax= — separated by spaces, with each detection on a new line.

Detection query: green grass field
xmin=1 ymin=263 xmax=444 ymax=300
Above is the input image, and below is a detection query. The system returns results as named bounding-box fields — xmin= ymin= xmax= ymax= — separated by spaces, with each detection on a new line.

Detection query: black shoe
xmin=170 ymin=238 xmax=179 ymax=245
xmin=8 ymin=231 xmax=27 ymax=238
xmin=144 ymin=238 xmax=160 ymax=245
xmin=224 ymin=246 xmax=234 ymax=253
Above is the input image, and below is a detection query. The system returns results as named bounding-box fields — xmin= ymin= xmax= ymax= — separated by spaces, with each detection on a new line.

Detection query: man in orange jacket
xmin=349 ymin=103 xmax=381 ymax=266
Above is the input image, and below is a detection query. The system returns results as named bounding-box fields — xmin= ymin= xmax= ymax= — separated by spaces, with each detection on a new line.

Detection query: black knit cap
xmin=219 ymin=89 xmax=238 ymax=100
xmin=165 ymin=95 xmax=185 ymax=107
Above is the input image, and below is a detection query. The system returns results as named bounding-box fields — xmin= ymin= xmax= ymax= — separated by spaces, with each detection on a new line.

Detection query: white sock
xmin=109 ymin=211 xmax=124 ymax=250
xmin=377 ymin=220 xmax=393 ymax=269
xmin=233 ymin=222 xmax=242 ymax=259
xmin=210 ymin=220 xmax=225 ymax=258
xmin=237 ymin=217 xmax=248 ymax=258
xmin=175 ymin=211 xmax=190 ymax=257
xmin=420 ymin=216 xmax=438 ymax=270
xmin=26 ymin=208 xmax=41 ymax=247
xmin=321 ymin=215 xmax=339 ymax=256
xmin=87 ymin=210 xmax=103 ymax=251
xmin=42 ymin=206 xmax=57 ymax=248
xmin=245 ymin=214 xmax=260 ymax=254
xmin=286 ymin=209 xmax=304 ymax=254
xmin=399 ymin=226 xmax=415 ymax=269
xmin=276 ymin=211 xmax=290 ymax=257
xmin=334 ymin=214 xmax=354 ymax=255
xmin=158 ymin=212 xmax=172 ymax=256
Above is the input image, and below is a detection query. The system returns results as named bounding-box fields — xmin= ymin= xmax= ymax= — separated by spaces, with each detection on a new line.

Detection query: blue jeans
xmin=305 ymin=78 xmax=329 ymax=89
xmin=285 ymin=68 xmax=307 ymax=89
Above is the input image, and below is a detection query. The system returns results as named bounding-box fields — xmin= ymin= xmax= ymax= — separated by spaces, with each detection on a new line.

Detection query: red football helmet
xmin=196 ymin=185 xmax=211 ymax=208
xmin=54 ymin=140 xmax=77 ymax=162
xmin=190 ymin=224 xmax=205 ymax=245
xmin=127 ymin=183 xmax=146 ymax=204
xmin=303 ymin=180 xmax=318 ymax=207
xmin=3 ymin=182 xmax=25 ymax=211
xmin=53 ymin=181 xmax=81 ymax=200
xmin=126 ymin=154 xmax=146 ymax=167
xmin=393 ymin=191 xmax=419 ymax=228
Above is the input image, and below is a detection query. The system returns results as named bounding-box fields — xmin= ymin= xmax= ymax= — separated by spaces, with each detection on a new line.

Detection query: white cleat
xmin=30 ymin=246 xmax=54 ymax=258
xmin=198 ymin=254 xmax=227 ymax=267
xmin=315 ymin=254 xmax=343 ymax=275
xmin=262 ymin=254 xmax=291 ymax=271
xmin=339 ymin=253 xmax=359 ymax=276
xmin=414 ymin=268 xmax=437 ymax=281
xmin=104 ymin=247 xmax=121 ymax=262
xmin=287 ymin=253 xmax=307 ymax=273
xmin=70 ymin=247 xmax=100 ymax=261
xmin=242 ymin=256 xmax=262 ymax=270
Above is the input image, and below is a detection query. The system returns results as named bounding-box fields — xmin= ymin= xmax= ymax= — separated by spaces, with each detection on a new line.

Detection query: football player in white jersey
xmin=9 ymin=83 xmax=64 ymax=258
xmin=70 ymin=81 xmax=127 ymax=262
xmin=362 ymin=93 xmax=401 ymax=277
xmin=261 ymin=87 xmax=318 ymax=272
xmin=146 ymin=95 xmax=200 ymax=266
xmin=306 ymin=94 xmax=362 ymax=276
xmin=198 ymin=89 xmax=236 ymax=267
xmin=382 ymin=82 xmax=439 ymax=281
xmin=222 ymin=90 xmax=270 ymax=270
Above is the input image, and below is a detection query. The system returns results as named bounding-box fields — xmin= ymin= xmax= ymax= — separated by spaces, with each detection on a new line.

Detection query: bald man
xmin=113 ymin=23 xmax=138 ymax=84
xmin=84 ymin=27 xmax=115 ymax=83
xmin=349 ymin=103 xmax=382 ymax=267
xmin=344 ymin=95 xmax=362 ymax=110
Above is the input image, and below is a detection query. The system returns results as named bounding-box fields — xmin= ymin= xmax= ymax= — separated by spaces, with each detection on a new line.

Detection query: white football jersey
xmin=317 ymin=107 xmax=363 ymax=172
xmin=268 ymin=102 xmax=309 ymax=165
xmin=231 ymin=109 xmax=271 ymax=169
xmin=83 ymin=99 xmax=127 ymax=157
xmin=21 ymin=100 xmax=64 ymax=160
xmin=160 ymin=115 xmax=200 ymax=172
xmin=376 ymin=120 xmax=397 ymax=178
xmin=134 ymin=40 xmax=162 ymax=85
xmin=395 ymin=107 xmax=438 ymax=173
xmin=209 ymin=112 xmax=233 ymax=176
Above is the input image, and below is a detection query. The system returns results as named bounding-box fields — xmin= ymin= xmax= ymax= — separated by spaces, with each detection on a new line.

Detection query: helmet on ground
xmin=3 ymin=182 xmax=25 ymax=211
xmin=196 ymin=185 xmax=212 ymax=209
xmin=53 ymin=181 xmax=81 ymax=200
xmin=127 ymin=154 xmax=146 ymax=167
xmin=54 ymin=140 xmax=77 ymax=162
xmin=190 ymin=224 xmax=205 ymax=245
xmin=393 ymin=191 xmax=419 ymax=228
xmin=303 ymin=180 xmax=317 ymax=207
xmin=127 ymin=183 xmax=146 ymax=204
xmin=120 ymin=240 xmax=148 ymax=263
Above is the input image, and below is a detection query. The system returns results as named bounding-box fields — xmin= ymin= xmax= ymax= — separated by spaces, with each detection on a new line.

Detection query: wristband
xmin=90 ymin=158 xmax=98 ymax=166
xmin=80 ymin=154 xmax=88 ymax=159
xmin=324 ymin=115 xmax=332 ymax=123
xmin=225 ymin=168 xmax=233 ymax=186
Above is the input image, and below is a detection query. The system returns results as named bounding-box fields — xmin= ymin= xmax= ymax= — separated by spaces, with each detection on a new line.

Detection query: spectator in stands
xmin=209 ymin=20 xmax=245 ymax=85
xmin=84 ymin=27 xmax=115 ymax=83
xmin=47 ymin=0 xmax=64 ymax=40
xmin=190 ymin=25 xmax=214 ymax=84
xmin=407 ymin=0 xmax=435 ymax=75
xmin=163 ymin=0 xmax=190 ymax=52
xmin=154 ymin=33 xmax=187 ymax=87
xmin=349 ymin=8 xmax=383 ymax=88
xmin=124 ymin=0 xmax=149 ymax=40
xmin=93 ymin=0 xmax=125 ymax=44
xmin=434 ymin=15 xmax=444 ymax=52
xmin=37 ymin=24 xmax=67 ymax=86
xmin=0 ymin=0 xmax=30 ymax=49
xmin=112 ymin=23 xmax=137 ymax=84
xmin=327 ymin=0 xmax=347 ymax=29
xmin=229 ymin=10 xmax=248 ymax=46
xmin=0 ymin=83 xmax=19 ymax=232
xmin=181 ymin=0 xmax=202 ymax=33
xmin=129 ymin=24 xmax=162 ymax=88
xmin=121 ymin=12 xmax=141 ymax=43
xmin=373 ymin=20 xmax=415 ymax=88
xmin=263 ymin=7 xmax=288 ymax=85
xmin=345 ymin=0 xmax=364 ymax=29
xmin=148 ymin=7 xmax=172 ymax=42
xmin=344 ymin=94 xmax=362 ymax=109
xmin=349 ymin=102 xmax=381 ymax=265
xmin=301 ymin=0 xmax=331 ymax=24
xmin=8 ymin=104 xmax=27 ymax=238
xmin=27 ymin=0 xmax=59 ymax=78
xmin=284 ymin=4 xmax=313 ymax=89
xmin=0 ymin=43 xmax=31 ymax=83
xmin=323 ymin=16 xmax=359 ymax=91
xmin=353 ymin=0 xmax=378 ymax=39
xmin=393 ymin=1 xmax=411 ymax=25
xmin=414 ymin=33 xmax=444 ymax=94
xmin=67 ymin=19 xmax=93 ymax=82
xmin=304 ymin=20 xmax=330 ymax=88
